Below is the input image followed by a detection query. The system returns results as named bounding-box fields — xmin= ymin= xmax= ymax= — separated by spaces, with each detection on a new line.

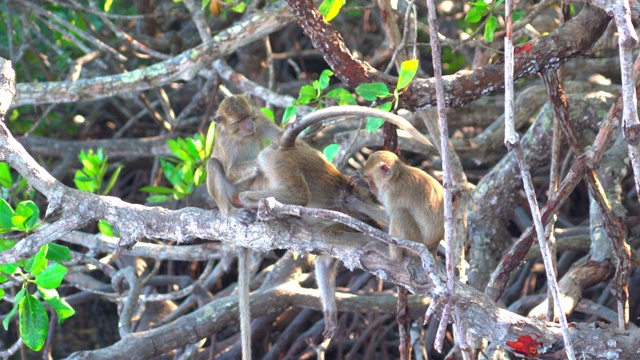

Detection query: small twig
xmin=425 ymin=0 xmax=470 ymax=357
xmin=503 ymin=0 xmax=575 ymax=358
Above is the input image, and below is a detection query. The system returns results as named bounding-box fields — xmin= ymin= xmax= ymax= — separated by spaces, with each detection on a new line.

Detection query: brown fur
xmin=238 ymin=132 xmax=377 ymax=339
xmin=362 ymin=150 xmax=444 ymax=259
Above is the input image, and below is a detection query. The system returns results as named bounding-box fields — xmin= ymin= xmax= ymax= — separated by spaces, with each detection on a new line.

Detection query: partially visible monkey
xmin=206 ymin=94 xmax=282 ymax=360
xmin=359 ymin=150 xmax=445 ymax=259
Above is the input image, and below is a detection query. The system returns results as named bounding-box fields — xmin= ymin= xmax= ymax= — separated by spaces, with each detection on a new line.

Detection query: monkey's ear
xmin=242 ymin=92 xmax=252 ymax=101
xmin=213 ymin=114 xmax=224 ymax=124
xmin=380 ymin=163 xmax=391 ymax=176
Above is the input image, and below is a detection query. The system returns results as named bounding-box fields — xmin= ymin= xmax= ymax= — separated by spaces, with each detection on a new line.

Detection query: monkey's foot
xmin=322 ymin=312 xmax=338 ymax=338
xmin=322 ymin=324 xmax=337 ymax=339
xmin=256 ymin=197 xmax=278 ymax=221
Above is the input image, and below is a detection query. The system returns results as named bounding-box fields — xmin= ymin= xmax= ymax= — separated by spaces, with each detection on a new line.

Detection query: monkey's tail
xmin=238 ymin=247 xmax=252 ymax=360
xmin=280 ymin=105 xmax=433 ymax=149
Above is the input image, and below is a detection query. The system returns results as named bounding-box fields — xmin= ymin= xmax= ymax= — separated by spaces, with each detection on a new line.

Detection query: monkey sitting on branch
xmin=205 ymin=94 xmax=282 ymax=360
xmin=359 ymin=150 xmax=445 ymax=259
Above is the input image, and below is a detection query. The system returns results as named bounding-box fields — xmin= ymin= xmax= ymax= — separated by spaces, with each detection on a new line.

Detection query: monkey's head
xmin=362 ymin=150 xmax=400 ymax=195
xmin=213 ymin=95 xmax=255 ymax=137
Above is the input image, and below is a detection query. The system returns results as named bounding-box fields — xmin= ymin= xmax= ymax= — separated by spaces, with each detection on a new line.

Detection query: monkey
xmin=205 ymin=94 xmax=282 ymax=360
xmin=237 ymin=130 xmax=380 ymax=339
xmin=207 ymin=94 xmax=282 ymax=220
xmin=360 ymin=150 xmax=445 ymax=259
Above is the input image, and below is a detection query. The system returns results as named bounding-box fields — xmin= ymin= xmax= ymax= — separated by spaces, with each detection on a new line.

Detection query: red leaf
xmin=506 ymin=335 xmax=542 ymax=357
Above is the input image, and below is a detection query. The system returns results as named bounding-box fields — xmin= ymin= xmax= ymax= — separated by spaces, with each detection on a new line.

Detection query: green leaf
xmin=0 ymin=239 xmax=15 ymax=251
xmin=366 ymin=102 xmax=393 ymax=133
xmin=139 ymin=186 xmax=175 ymax=195
xmin=167 ymin=139 xmax=189 ymax=162
xmin=194 ymin=166 xmax=206 ymax=187
xmin=298 ymin=85 xmax=317 ymax=105
xmin=318 ymin=69 xmax=334 ymax=90
xmin=184 ymin=138 xmax=201 ymax=161
xmin=323 ymin=144 xmax=340 ymax=163
xmin=103 ymin=165 xmax=123 ymax=196
xmin=325 ymin=88 xmax=356 ymax=105
xmin=3 ymin=288 xmax=25 ymax=330
xmin=97 ymin=220 xmax=114 ymax=237
xmin=205 ymin=122 xmax=216 ymax=158
xmin=35 ymin=263 xmax=67 ymax=289
xmin=495 ymin=0 xmax=505 ymax=7
xmin=160 ymin=159 xmax=181 ymax=186
xmin=44 ymin=243 xmax=71 ymax=262
xmin=38 ymin=287 xmax=75 ymax=323
xmin=484 ymin=15 xmax=498 ymax=42
xmin=513 ymin=10 xmax=525 ymax=21
xmin=230 ymin=1 xmax=246 ymax=13
xmin=355 ymin=83 xmax=392 ymax=101
xmin=282 ymin=105 xmax=297 ymax=124
xmin=25 ymin=247 xmax=48 ymax=276
xmin=0 ymin=288 xmax=4 ymax=299
xmin=202 ymin=0 xmax=211 ymax=9
xmin=464 ymin=5 xmax=489 ymax=23
xmin=74 ymin=170 xmax=96 ymax=193
xmin=78 ymin=150 xmax=94 ymax=173
xmin=0 ymin=263 xmax=17 ymax=275
xmin=397 ymin=59 xmax=419 ymax=90
xmin=0 ymin=162 xmax=12 ymax=188
xmin=365 ymin=118 xmax=385 ymax=132
xmin=318 ymin=0 xmax=345 ymax=22
xmin=146 ymin=195 xmax=170 ymax=203
xmin=0 ymin=198 xmax=14 ymax=230
xmin=468 ymin=0 xmax=490 ymax=6
xmin=260 ymin=108 xmax=275 ymax=122
xmin=12 ymin=200 xmax=39 ymax=231
xmin=104 ymin=0 xmax=114 ymax=12
xmin=19 ymin=294 xmax=49 ymax=351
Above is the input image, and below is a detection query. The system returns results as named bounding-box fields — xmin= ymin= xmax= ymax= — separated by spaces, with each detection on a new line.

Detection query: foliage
xmin=140 ymin=122 xmax=216 ymax=203
xmin=74 ymin=149 xmax=122 ymax=195
xmin=318 ymin=0 xmax=345 ymax=22
xmin=283 ymin=69 xmax=357 ymax=125
xmin=354 ymin=59 xmax=419 ymax=132
xmin=464 ymin=0 xmax=525 ymax=42
xmin=0 ymin=200 xmax=74 ymax=351
xmin=73 ymin=149 xmax=123 ymax=236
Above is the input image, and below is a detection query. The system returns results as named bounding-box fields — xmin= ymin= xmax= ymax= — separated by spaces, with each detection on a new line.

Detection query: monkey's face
xmin=362 ymin=160 xmax=392 ymax=196
xmin=229 ymin=117 xmax=255 ymax=137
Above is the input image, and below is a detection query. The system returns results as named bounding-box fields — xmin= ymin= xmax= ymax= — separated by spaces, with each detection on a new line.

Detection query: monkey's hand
xmin=348 ymin=171 xmax=368 ymax=189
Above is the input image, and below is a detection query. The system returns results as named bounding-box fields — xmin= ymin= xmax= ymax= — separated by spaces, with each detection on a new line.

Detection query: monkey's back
xmin=287 ymin=142 xmax=348 ymax=210
xmin=388 ymin=165 xmax=445 ymax=246
xmin=258 ymin=140 xmax=349 ymax=210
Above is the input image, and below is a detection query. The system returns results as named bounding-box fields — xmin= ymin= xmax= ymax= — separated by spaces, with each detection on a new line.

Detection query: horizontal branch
xmin=12 ymin=2 xmax=294 ymax=106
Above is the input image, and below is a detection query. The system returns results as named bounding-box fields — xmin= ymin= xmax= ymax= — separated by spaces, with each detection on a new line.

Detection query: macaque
xmin=206 ymin=94 xmax=281 ymax=360
xmin=360 ymin=150 xmax=445 ymax=259
xmin=207 ymin=94 xmax=282 ymax=221
xmin=237 ymin=125 xmax=378 ymax=338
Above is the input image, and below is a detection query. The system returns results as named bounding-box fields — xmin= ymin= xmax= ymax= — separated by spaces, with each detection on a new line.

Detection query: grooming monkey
xmin=359 ymin=150 xmax=445 ymax=259
xmin=236 ymin=121 xmax=381 ymax=339
xmin=206 ymin=94 xmax=281 ymax=360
